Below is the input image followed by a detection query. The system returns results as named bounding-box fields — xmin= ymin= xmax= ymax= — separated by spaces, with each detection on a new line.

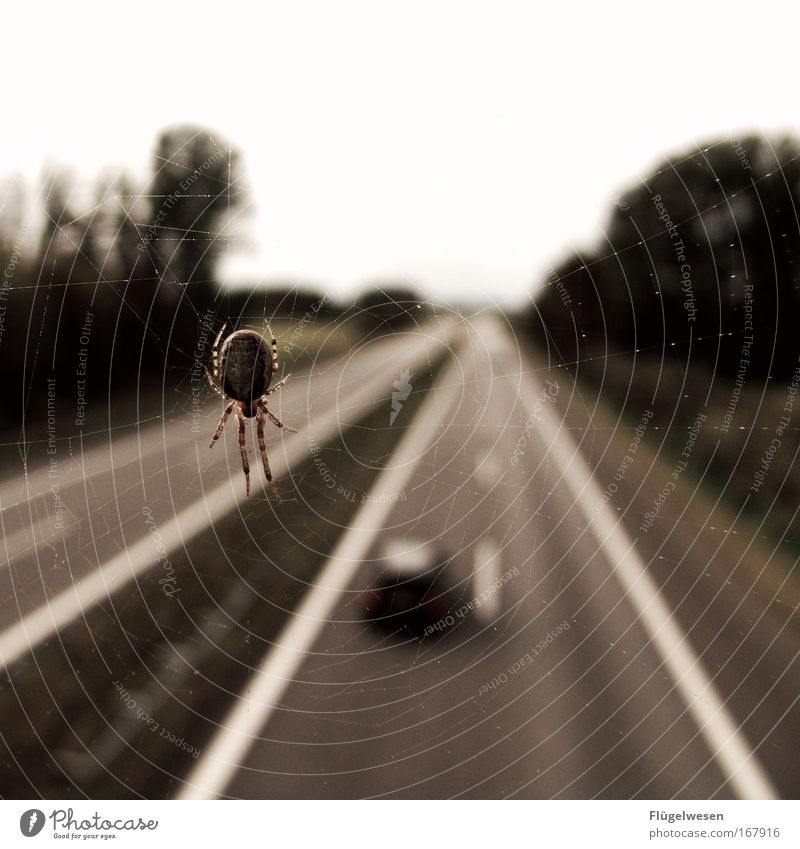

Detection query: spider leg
xmin=263 ymin=406 xmax=297 ymax=433
xmin=264 ymin=320 xmax=278 ymax=374
xmin=264 ymin=373 xmax=291 ymax=395
xmin=212 ymin=321 xmax=227 ymax=379
xmin=209 ymin=400 xmax=235 ymax=447
xmin=204 ymin=366 xmax=226 ymax=399
xmin=257 ymin=406 xmax=281 ymax=501
xmin=236 ymin=405 xmax=250 ymax=495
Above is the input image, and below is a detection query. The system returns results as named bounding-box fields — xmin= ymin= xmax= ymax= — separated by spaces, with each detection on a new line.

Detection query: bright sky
xmin=6 ymin=1 xmax=799 ymax=307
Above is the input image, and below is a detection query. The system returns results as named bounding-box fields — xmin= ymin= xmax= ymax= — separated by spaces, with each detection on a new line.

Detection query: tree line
xmin=0 ymin=123 xmax=425 ymax=439
xmin=531 ymin=134 xmax=800 ymax=379
xmin=0 ymin=125 xmax=250 ymax=436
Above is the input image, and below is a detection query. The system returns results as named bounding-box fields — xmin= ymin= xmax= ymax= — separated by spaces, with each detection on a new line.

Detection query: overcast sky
xmin=5 ymin=1 xmax=799 ymax=306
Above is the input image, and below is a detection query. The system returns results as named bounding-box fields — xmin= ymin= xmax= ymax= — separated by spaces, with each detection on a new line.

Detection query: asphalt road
xmin=0 ymin=322 xmax=457 ymax=668
xmin=1 ymin=313 xmax=797 ymax=799
xmin=194 ymin=316 xmax=799 ymax=800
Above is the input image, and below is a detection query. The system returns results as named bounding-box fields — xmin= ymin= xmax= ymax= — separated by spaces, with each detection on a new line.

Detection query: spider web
xmin=0 ymin=128 xmax=798 ymax=800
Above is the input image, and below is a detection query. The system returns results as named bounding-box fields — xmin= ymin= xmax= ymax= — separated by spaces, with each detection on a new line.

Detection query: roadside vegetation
xmin=530 ymin=132 xmax=800 ymax=579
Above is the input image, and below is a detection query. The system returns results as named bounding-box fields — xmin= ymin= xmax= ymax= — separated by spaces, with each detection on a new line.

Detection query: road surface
xmin=181 ymin=316 xmax=799 ymax=800
xmin=0 ymin=313 xmax=797 ymax=799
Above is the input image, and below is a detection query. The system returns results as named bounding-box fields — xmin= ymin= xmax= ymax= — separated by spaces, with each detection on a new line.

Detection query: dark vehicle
xmin=361 ymin=539 xmax=461 ymax=638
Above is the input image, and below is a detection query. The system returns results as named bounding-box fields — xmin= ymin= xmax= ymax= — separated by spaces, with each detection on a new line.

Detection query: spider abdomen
xmin=219 ymin=330 xmax=272 ymax=403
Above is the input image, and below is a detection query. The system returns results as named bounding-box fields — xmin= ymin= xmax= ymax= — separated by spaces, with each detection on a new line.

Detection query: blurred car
xmin=361 ymin=539 xmax=462 ymax=638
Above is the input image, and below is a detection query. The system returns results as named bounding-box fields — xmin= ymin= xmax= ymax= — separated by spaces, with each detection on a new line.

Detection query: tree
xmin=146 ymin=125 xmax=246 ymax=309
xmin=533 ymin=134 xmax=800 ymax=377
xmin=355 ymin=283 xmax=423 ymax=330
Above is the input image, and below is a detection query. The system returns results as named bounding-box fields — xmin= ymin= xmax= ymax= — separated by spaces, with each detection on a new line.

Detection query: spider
xmin=205 ymin=321 xmax=296 ymax=497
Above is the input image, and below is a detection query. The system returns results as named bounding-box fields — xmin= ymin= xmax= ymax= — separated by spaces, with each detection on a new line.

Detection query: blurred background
xmin=1 ymin=0 xmax=799 ymax=801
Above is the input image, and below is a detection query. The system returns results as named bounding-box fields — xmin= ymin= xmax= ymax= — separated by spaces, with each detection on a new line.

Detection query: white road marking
xmin=0 ymin=424 xmax=170 ymax=510
xmin=0 ymin=323 xmax=461 ymax=673
xmin=471 ymin=537 xmax=503 ymax=621
xmin=489 ymin=318 xmax=777 ymax=800
xmin=0 ymin=325 xmax=451 ymax=529
xmin=0 ymin=512 xmax=77 ymax=572
xmin=472 ymin=452 xmax=504 ymax=489
xmin=176 ymin=347 xmax=466 ymax=800
xmin=0 ymin=360 xmax=390 ymax=578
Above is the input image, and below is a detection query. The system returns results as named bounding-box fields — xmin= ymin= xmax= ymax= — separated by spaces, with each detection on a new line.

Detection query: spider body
xmin=218 ymin=330 xmax=273 ymax=413
xmin=205 ymin=322 xmax=296 ymax=497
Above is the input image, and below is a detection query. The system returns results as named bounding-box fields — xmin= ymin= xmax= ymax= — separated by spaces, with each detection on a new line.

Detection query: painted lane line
xmin=471 ymin=538 xmax=503 ymax=622
xmin=0 ymin=329 xmax=426 ymax=511
xmin=0 ymin=512 xmax=78 ymax=573
xmin=176 ymin=347 xmax=466 ymax=800
xmin=0 ymin=323 xmax=461 ymax=673
xmin=0 ymin=328 xmax=445 ymax=573
xmin=490 ymin=319 xmax=777 ymax=800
